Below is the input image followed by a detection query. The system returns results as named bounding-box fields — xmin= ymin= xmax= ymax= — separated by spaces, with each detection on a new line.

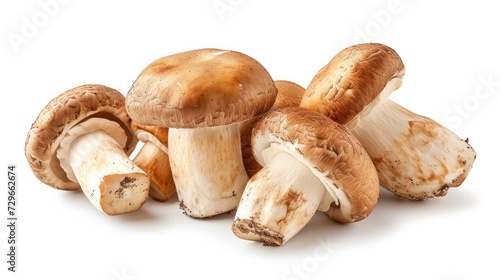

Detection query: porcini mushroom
xmin=241 ymin=80 xmax=306 ymax=177
xmin=300 ymin=43 xmax=476 ymax=200
xmin=232 ymin=107 xmax=379 ymax=246
xmin=126 ymin=48 xmax=277 ymax=218
xmin=25 ymin=84 xmax=150 ymax=215
xmin=131 ymin=122 xmax=176 ymax=202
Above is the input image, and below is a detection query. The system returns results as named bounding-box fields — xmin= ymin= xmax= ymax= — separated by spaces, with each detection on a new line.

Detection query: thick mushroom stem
xmin=349 ymin=98 xmax=476 ymax=200
xmin=67 ymin=130 xmax=150 ymax=215
xmin=168 ymin=123 xmax=249 ymax=218
xmin=232 ymin=152 xmax=327 ymax=246
xmin=133 ymin=142 xmax=176 ymax=202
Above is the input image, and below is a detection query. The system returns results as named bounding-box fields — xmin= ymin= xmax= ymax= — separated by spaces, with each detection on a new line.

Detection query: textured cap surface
xmin=252 ymin=107 xmax=379 ymax=223
xmin=25 ymin=84 xmax=137 ymax=190
xmin=126 ymin=48 xmax=278 ymax=128
xmin=300 ymin=43 xmax=405 ymax=124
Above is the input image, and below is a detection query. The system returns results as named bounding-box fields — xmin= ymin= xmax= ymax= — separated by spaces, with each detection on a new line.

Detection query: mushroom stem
xmin=133 ymin=141 xmax=176 ymax=202
xmin=349 ymin=98 xmax=476 ymax=200
xmin=68 ymin=130 xmax=150 ymax=215
xmin=232 ymin=152 xmax=326 ymax=246
xmin=168 ymin=123 xmax=249 ymax=218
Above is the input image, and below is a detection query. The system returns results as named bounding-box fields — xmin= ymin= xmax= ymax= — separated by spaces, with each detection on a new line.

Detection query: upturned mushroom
xmin=300 ymin=43 xmax=476 ymax=200
xmin=240 ymin=80 xmax=306 ymax=177
xmin=25 ymin=84 xmax=150 ymax=215
xmin=126 ymin=48 xmax=277 ymax=218
xmin=232 ymin=107 xmax=379 ymax=246
xmin=131 ymin=122 xmax=176 ymax=202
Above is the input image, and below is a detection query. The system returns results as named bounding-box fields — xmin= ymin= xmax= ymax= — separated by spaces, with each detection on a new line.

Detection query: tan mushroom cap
xmin=25 ymin=84 xmax=138 ymax=191
xmin=252 ymin=107 xmax=379 ymax=223
xmin=300 ymin=43 xmax=405 ymax=125
xmin=126 ymin=48 xmax=278 ymax=128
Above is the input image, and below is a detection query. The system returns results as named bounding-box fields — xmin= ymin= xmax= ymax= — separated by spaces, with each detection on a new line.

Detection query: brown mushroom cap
xmin=300 ymin=43 xmax=405 ymax=125
xmin=25 ymin=84 xmax=138 ymax=191
xmin=271 ymin=80 xmax=305 ymax=109
xmin=252 ymin=107 xmax=379 ymax=223
xmin=126 ymin=48 xmax=278 ymax=128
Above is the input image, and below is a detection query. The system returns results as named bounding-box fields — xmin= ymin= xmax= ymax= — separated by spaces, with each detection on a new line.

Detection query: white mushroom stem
xmin=232 ymin=152 xmax=329 ymax=246
xmin=67 ymin=130 xmax=150 ymax=215
xmin=168 ymin=123 xmax=249 ymax=218
xmin=349 ymin=86 xmax=476 ymax=199
xmin=57 ymin=119 xmax=150 ymax=215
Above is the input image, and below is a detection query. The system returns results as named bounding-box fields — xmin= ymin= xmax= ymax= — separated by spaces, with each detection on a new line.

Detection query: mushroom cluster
xmin=25 ymin=43 xmax=476 ymax=246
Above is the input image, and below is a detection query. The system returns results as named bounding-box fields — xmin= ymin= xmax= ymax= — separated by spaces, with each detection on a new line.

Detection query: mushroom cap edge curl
xmin=232 ymin=107 xmax=380 ymax=246
xmin=25 ymin=84 xmax=139 ymax=191
xmin=253 ymin=106 xmax=380 ymax=223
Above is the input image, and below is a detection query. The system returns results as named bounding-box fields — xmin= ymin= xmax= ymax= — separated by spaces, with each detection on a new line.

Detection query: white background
xmin=1 ymin=1 xmax=499 ymax=280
